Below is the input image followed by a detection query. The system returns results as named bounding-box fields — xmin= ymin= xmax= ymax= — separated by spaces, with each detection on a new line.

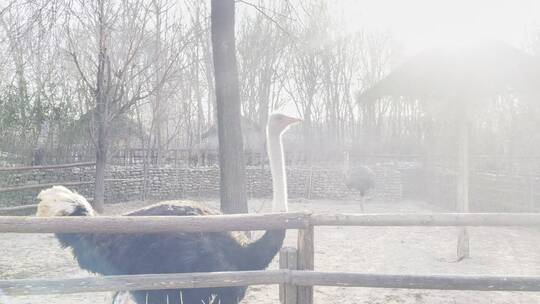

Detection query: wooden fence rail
xmin=0 ymin=270 xmax=287 ymax=296
xmin=2 ymin=213 xmax=540 ymax=234
xmin=0 ymin=178 xmax=144 ymax=193
xmin=0 ymin=162 xmax=96 ymax=172
xmin=0 ymin=204 xmax=38 ymax=214
xmin=2 ymin=270 xmax=540 ymax=296
xmin=291 ymin=271 xmax=540 ymax=292
xmin=0 ymin=181 xmax=94 ymax=193
xmin=311 ymin=213 xmax=540 ymax=227
xmin=0 ymin=213 xmax=311 ymax=233
xmin=1 ymin=212 xmax=540 ymax=303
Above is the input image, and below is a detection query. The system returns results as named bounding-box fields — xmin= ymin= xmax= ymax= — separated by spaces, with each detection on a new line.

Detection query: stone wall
xmin=402 ymin=167 xmax=540 ymax=212
xmin=0 ymin=163 xmax=404 ymax=208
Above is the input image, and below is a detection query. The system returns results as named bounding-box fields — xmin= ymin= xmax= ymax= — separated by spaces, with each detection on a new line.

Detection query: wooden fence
xmin=1 ymin=213 xmax=540 ymax=304
xmin=0 ymin=162 xmax=96 ymax=172
xmin=0 ymin=162 xmax=147 ymax=214
xmin=7 ymin=148 xmax=427 ymax=167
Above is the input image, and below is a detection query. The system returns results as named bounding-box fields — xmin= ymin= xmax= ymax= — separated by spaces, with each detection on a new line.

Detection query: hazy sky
xmin=335 ymin=0 xmax=540 ymax=54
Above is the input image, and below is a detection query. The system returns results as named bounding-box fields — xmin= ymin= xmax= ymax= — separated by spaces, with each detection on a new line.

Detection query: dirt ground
xmin=1 ymin=198 xmax=540 ymax=304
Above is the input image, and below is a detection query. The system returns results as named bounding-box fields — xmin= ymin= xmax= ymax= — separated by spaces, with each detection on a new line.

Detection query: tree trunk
xmin=456 ymin=104 xmax=470 ymax=261
xmin=94 ymin=130 xmax=107 ymax=213
xmin=258 ymin=90 xmax=270 ymax=169
xmin=211 ymin=0 xmax=248 ymax=214
xmin=93 ymin=76 xmax=107 ymax=213
xmin=152 ymin=0 xmax=163 ymax=166
xmin=93 ymin=0 xmax=108 ymax=213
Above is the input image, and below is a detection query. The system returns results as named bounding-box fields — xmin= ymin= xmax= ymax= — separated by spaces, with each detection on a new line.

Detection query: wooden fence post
xmin=279 ymin=247 xmax=298 ymax=304
xmin=456 ymin=109 xmax=470 ymax=261
xmin=305 ymin=167 xmax=314 ymax=200
xmin=297 ymin=225 xmax=314 ymax=304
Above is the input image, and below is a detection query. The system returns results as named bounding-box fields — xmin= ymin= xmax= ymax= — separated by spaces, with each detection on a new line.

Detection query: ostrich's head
xmin=267 ymin=113 xmax=301 ymax=137
xmin=36 ymin=186 xmax=95 ymax=217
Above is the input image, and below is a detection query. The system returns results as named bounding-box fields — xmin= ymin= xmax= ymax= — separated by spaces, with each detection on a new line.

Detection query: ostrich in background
xmin=35 ymin=113 xmax=301 ymax=304
xmin=343 ymin=151 xmax=375 ymax=212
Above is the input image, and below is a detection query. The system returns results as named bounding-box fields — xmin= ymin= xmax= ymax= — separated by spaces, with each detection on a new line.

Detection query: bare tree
xmin=66 ymin=0 xmax=181 ymax=211
xmin=0 ymin=0 xmax=68 ymax=162
xmin=237 ymin=0 xmax=293 ymax=143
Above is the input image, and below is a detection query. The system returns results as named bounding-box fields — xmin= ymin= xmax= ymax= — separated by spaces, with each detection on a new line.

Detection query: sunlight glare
xmin=336 ymin=0 xmax=540 ymax=53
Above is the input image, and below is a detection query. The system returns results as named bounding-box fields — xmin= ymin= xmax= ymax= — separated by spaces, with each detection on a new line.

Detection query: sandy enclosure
xmin=1 ymin=198 xmax=540 ymax=304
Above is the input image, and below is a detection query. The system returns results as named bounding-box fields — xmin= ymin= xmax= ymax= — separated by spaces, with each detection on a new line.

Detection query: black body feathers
xmin=57 ymin=202 xmax=285 ymax=304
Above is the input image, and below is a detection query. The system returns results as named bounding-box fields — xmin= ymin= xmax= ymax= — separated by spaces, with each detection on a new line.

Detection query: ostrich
xmin=343 ymin=151 xmax=375 ymax=212
xmin=35 ymin=113 xmax=301 ymax=304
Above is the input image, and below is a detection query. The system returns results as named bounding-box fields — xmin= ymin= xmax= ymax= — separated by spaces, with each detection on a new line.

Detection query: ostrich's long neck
xmin=236 ymin=127 xmax=287 ymax=271
xmin=268 ymin=130 xmax=287 ymax=212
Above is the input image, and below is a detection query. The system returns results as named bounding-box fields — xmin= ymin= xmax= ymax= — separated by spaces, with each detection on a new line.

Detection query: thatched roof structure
xmin=358 ymin=40 xmax=540 ymax=103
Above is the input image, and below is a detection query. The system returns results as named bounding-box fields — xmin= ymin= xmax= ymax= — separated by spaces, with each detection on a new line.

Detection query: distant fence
xmin=7 ymin=148 xmax=426 ymax=167
xmin=402 ymin=167 xmax=540 ymax=212
xmin=1 ymin=212 xmax=540 ymax=304
xmin=0 ymin=162 xmax=96 ymax=172
xmin=5 ymin=147 xmax=540 ymax=173
xmin=0 ymin=162 xmax=146 ymax=213
xmin=4 ymin=155 xmax=540 ymax=215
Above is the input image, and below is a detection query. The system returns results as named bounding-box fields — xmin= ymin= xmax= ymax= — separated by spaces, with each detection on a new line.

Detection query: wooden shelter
xmin=358 ymin=40 xmax=540 ymax=260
